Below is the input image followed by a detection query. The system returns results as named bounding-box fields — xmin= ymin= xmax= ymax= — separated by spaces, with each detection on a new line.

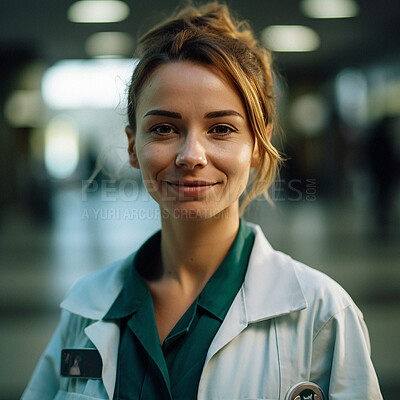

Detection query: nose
xmin=175 ymin=133 xmax=207 ymax=169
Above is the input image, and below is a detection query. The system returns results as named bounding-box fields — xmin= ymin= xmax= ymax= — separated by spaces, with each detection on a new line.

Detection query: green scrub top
xmin=104 ymin=220 xmax=255 ymax=400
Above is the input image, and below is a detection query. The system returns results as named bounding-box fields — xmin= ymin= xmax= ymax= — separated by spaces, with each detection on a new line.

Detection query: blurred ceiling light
xmin=4 ymin=90 xmax=43 ymax=128
xmin=68 ymin=0 xmax=130 ymax=23
xmin=290 ymin=93 xmax=328 ymax=137
xmin=261 ymin=25 xmax=320 ymax=52
xmin=42 ymin=58 xmax=136 ymax=109
xmin=45 ymin=116 xmax=79 ymax=179
xmin=85 ymin=32 xmax=133 ymax=58
xmin=300 ymin=0 xmax=359 ymax=19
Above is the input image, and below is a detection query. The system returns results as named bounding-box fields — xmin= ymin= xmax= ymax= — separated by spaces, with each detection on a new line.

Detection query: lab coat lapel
xmin=60 ymin=255 xmax=132 ymax=400
xmin=203 ymin=286 xmax=248 ymax=367
xmin=244 ymin=225 xmax=308 ymax=322
xmin=204 ymin=224 xmax=307 ymax=366
xmin=85 ymin=320 xmax=120 ymax=400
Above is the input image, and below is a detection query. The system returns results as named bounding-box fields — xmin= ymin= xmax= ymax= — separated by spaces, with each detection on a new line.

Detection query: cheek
xmin=136 ymin=144 xmax=165 ymax=174
xmin=219 ymin=142 xmax=253 ymax=173
xmin=237 ymin=145 xmax=254 ymax=165
xmin=213 ymin=143 xmax=253 ymax=195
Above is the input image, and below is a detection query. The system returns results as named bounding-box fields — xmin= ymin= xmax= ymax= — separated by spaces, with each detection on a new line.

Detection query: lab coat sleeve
xmin=311 ymin=304 xmax=383 ymax=399
xmin=21 ymin=310 xmax=70 ymax=400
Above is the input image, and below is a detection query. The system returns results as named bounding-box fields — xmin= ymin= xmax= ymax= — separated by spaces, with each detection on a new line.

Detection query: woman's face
xmin=127 ymin=61 xmax=259 ymax=219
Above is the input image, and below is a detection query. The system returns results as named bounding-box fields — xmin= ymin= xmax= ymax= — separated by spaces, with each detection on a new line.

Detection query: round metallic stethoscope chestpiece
xmin=284 ymin=381 xmax=325 ymax=400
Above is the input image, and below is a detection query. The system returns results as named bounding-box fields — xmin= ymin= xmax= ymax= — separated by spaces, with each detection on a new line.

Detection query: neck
xmin=159 ymin=207 xmax=240 ymax=292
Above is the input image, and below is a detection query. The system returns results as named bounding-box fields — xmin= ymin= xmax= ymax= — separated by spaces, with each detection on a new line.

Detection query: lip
xmin=164 ymin=180 xmax=217 ymax=197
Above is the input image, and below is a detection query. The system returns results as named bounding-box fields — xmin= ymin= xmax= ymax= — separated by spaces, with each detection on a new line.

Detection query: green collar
xmin=104 ymin=220 xmax=255 ymax=322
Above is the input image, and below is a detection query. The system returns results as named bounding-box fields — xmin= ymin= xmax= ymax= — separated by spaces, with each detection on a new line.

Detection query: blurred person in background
xmin=366 ymin=116 xmax=399 ymax=239
xmin=22 ymin=2 xmax=383 ymax=399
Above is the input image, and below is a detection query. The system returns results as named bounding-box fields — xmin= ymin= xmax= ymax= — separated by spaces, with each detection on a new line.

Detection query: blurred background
xmin=0 ymin=0 xmax=399 ymax=398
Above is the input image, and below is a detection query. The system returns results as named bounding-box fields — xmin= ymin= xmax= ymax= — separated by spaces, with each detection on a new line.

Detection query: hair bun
xmin=138 ymin=2 xmax=258 ymax=55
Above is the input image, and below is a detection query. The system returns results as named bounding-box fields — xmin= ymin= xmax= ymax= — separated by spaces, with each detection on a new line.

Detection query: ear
xmin=251 ymin=124 xmax=272 ymax=168
xmin=125 ymin=125 xmax=140 ymax=169
xmin=266 ymin=123 xmax=273 ymax=140
xmin=251 ymin=139 xmax=261 ymax=168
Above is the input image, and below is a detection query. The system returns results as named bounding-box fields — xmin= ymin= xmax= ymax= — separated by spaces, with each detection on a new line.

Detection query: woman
xmin=23 ymin=2 xmax=383 ymax=399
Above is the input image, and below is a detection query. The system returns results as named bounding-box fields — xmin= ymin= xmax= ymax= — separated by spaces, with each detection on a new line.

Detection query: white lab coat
xmin=22 ymin=224 xmax=383 ymax=399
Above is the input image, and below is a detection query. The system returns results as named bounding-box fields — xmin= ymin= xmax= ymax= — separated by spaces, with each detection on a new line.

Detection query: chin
xmin=161 ymin=204 xmax=231 ymax=221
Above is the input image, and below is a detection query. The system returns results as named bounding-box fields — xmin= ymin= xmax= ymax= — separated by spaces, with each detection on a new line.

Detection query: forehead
xmin=135 ymin=61 xmax=246 ymax=115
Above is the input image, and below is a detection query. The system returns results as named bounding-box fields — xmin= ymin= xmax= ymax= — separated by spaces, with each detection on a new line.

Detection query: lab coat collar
xmin=204 ymin=223 xmax=308 ymax=365
xmin=244 ymin=223 xmax=308 ymax=322
xmin=60 ymin=253 xmax=135 ymax=320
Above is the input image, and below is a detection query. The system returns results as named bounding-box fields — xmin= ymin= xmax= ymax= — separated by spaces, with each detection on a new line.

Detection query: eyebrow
xmin=143 ymin=110 xmax=182 ymax=119
xmin=204 ymin=110 xmax=244 ymax=119
xmin=143 ymin=109 xmax=244 ymax=120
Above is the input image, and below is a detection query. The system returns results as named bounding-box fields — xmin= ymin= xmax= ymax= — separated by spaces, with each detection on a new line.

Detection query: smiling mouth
xmin=165 ymin=180 xmax=218 ymax=196
xmin=168 ymin=181 xmax=216 ymax=186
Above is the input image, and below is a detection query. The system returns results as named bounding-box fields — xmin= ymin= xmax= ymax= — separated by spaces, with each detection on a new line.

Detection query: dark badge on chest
xmin=61 ymin=349 xmax=102 ymax=379
xmin=285 ymin=381 xmax=325 ymax=400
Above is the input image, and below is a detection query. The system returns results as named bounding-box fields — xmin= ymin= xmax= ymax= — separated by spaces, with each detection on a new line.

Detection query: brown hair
xmin=127 ymin=1 xmax=283 ymax=212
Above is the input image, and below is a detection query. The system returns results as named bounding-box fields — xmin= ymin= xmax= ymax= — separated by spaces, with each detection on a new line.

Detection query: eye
xmin=150 ymin=124 xmax=177 ymax=136
xmin=209 ymin=125 xmax=237 ymax=136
